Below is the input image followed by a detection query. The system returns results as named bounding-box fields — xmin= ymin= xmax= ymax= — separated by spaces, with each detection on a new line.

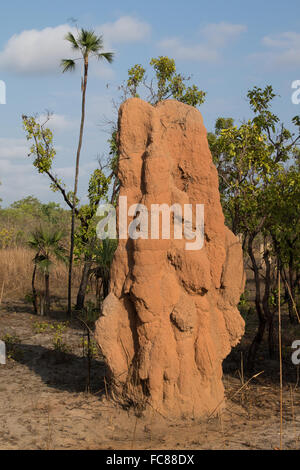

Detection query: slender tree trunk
xmin=103 ymin=272 xmax=110 ymax=299
xmin=96 ymin=278 xmax=103 ymax=311
xmin=247 ymin=234 xmax=266 ymax=370
xmin=288 ymin=257 xmax=296 ymax=322
xmin=282 ymin=267 xmax=295 ymax=324
xmin=32 ymin=262 xmax=38 ymax=315
xmin=262 ymin=245 xmax=275 ymax=359
xmin=76 ymin=257 xmax=92 ymax=310
xmin=68 ymin=59 xmax=89 ymax=316
xmin=45 ymin=273 xmax=50 ymax=315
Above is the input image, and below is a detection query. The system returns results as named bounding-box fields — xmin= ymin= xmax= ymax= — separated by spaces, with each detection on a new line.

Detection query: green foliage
xmin=52 ymin=334 xmax=70 ymax=353
xmin=78 ymin=300 xmax=99 ymax=326
xmin=208 ymin=86 xmax=300 ymax=239
xmin=74 ymin=168 xmax=111 ymax=261
xmin=22 ymin=113 xmax=111 ymax=266
xmin=22 ymin=115 xmax=56 ymax=173
xmin=80 ymin=336 xmax=98 ymax=359
xmin=28 ymin=227 xmax=67 ymax=275
xmin=94 ymin=238 xmax=118 ymax=276
xmin=0 ymin=197 xmax=69 ymax=248
xmin=88 ymin=168 xmax=110 ymax=211
xmin=32 ymin=320 xmax=70 ymax=350
xmin=32 ymin=321 xmax=70 ymax=352
xmin=0 ymin=228 xmax=14 ymax=248
xmin=61 ymin=29 xmax=114 ymax=70
xmin=1 ymin=333 xmax=22 ymax=360
xmin=209 ymin=85 xmax=300 ymax=358
xmin=109 ymin=56 xmax=206 ymax=205
xmin=33 ymin=321 xmax=50 ymax=334
xmin=127 ymin=64 xmax=146 ymax=97
xmin=124 ymin=56 xmax=205 ymax=107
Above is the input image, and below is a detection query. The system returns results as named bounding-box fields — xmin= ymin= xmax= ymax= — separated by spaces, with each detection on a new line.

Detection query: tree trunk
xmin=288 ymin=258 xmax=296 ymax=323
xmin=32 ymin=262 xmax=38 ymax=315
xmin=76 ymin=258 xmax=92 ymax=310
xmin=96 ymin=278 xmax=103 ymax=311
xmin=68 ymin=58 xmax=89 ymax=316
xmin=45 ymin=273 xmax=50 ymax=315
xmin=262 ymin=245 xmax=275 ymax=359
xmin=103 ymin=274 xmax=109 ymax=299
xmin=247 ymin=234 xmax=266 ymax=370
xmin=282 ymin=267 xmax=295 ymax=324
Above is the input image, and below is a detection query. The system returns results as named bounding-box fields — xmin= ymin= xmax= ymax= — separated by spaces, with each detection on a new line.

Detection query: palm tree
xmin=61 ymin=28 xmax=114 ymax=316
xmin=91 ymin=238 xmax=117 ymax=307
xmin=28 ymin=228 xmax=67 ymax=315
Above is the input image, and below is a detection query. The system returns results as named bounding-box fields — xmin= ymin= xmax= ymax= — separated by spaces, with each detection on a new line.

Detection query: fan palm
xmin=61 ymin=29 xmax=114 ymax=315
xmin=91 ymin=238 xmax=117 ymax=305
xmin=28 ymin=228 xmax=67 ymax=315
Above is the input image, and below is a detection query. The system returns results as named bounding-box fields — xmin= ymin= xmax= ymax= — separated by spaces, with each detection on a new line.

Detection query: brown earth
xmin=1 ymin=298 xmax=299 ymax=449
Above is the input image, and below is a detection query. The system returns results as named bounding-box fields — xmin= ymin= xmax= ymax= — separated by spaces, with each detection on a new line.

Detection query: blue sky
xmin=0 ymin=0 xmax=300 ymax=206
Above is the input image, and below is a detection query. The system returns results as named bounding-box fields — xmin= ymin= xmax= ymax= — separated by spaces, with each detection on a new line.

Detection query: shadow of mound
xmin=12 ymin=342 xmax=108 ymax=395
xmin=223 ymin=339 xmax=300 ymax=387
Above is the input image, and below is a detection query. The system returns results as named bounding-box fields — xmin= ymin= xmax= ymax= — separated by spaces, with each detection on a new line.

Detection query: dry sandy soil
xmin=0 ymin=300 xmax=299 ymax=450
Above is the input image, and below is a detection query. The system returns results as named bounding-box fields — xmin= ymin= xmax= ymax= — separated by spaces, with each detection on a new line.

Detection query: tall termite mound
xmin=95 ymin=98 xmax=245 ymax=418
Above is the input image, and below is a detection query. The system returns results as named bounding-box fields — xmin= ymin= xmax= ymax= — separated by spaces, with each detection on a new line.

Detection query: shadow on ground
xmin=11 ymin=342 xmax=108 ymax=395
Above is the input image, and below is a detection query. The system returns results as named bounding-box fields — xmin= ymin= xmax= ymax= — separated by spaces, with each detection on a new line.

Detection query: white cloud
xmin=56 ymin=161 xmax=97 ymax=180
xmin=0 ymin=158 xmax=50 ymax=204
xmin=253 ymin=32 xmax=300 ymax=67
xmin=0 ymin=16 xmax=151 ymax=76
xmin=0 ymin=138 xmax=29 ymax=160
xmin=159 ymin=22 xmax=247 ymax=62
xmin=0 ymin=156 xmax=95 ymax=206
xmin=91 ymin=62 xmax=115 ymax=80
xmin=159 ymin=38 xmax=218 ymax=62
xmin=201 ymin=22 xmax=247 ymax=46
xmin=98 ymin=16 xmax=151 ymax=45
xmin=0 ymin=24 xmax=77 ymax=75
xmin=37 ymin=113 xmax=77 ymax=132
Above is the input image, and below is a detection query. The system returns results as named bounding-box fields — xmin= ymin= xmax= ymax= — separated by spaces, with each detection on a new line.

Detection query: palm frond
xmin=78 ymin=29 xmax=108 ymax=55
xmin=97 ymin=51 xmax=114 ymax=64
xmin=28 ymin=227 xmax=66 ymax=267
xmin=36 ymin=257 xmax=53 ymax=274
xmin=61 ymin=59 xmax=76 ymax=73
xmin=65 ymin=32 xmax=79 ymax=50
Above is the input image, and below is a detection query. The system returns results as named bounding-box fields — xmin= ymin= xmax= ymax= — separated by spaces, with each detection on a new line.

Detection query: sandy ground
xmin=0 ymin=302 xmax=299 ymax=450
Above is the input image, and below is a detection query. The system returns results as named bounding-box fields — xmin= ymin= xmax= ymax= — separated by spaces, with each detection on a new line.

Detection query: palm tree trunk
xmin=45 ymin=273 xmax=50 ymax=315
xmin=68 ymin=58 xmax=89 ymax=315
xmin=32 ymin=262 xmax=38 ymax=315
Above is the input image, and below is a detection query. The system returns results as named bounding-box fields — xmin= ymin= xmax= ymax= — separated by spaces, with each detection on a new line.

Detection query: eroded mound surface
xmin=95 ymin=98 xmax=245 ymax=418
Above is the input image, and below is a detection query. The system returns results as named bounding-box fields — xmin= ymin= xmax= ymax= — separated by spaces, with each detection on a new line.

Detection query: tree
xmin=74 ymin=168 xmax=111 ymax=310
xmin=90 ymin=238 xmax=118 ymax=306
xmin=119 ymin=56 xmax=205 ymax=106
xmin=61 ymin=28 xmax=114 ymax=315
xmin=28 ymin=228 xmax=67 ymax=315
xmin=267 ymin=164 xmax=300 ymax=323
xmin=22 ymin=114 xmax=111 ymax=311
xmin=208 ymin=85 xmax=300 ymax=369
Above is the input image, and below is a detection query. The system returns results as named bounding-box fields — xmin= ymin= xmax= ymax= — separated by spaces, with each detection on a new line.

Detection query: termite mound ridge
xmin=95 ymin=98 xmax=245 ymax=418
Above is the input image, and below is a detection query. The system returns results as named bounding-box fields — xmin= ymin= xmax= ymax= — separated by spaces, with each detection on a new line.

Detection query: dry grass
xmin=0 ymin=247 xmax=82 ymax=302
